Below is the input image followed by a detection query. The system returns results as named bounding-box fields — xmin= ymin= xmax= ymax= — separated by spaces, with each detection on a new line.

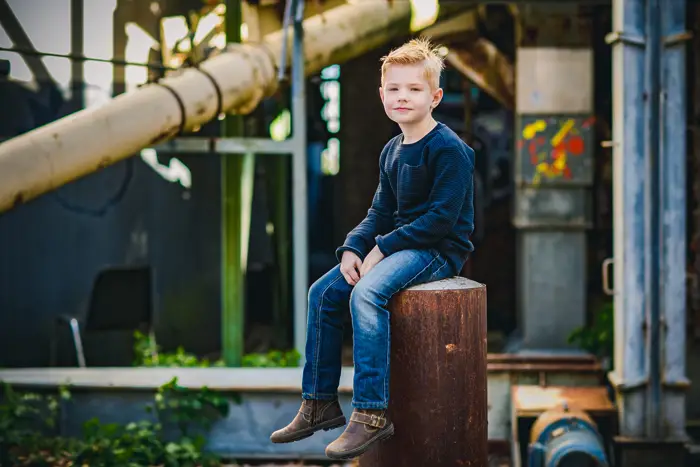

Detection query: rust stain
xmin=359 ymin=282 xmax=488 ymax=467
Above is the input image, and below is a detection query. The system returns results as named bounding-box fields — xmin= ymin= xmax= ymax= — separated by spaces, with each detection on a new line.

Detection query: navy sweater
xmin=336 ymin=122 xmax=475 ymax=274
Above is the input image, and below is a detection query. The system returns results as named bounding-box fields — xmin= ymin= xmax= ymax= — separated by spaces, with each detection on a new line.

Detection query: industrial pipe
xmin=528 ymin=405 xmax=609 ymax=467
xmin=0 ymin=0 xmax=453 ymax=213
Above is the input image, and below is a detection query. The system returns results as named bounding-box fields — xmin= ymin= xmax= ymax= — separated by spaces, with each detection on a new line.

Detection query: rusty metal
xmin=359 ymin=277 xmax=488 ymax=467
xmin=445 ymin=39 xmax=514 ymax=110
xmin=487 ymin=354 xmax=603 ymax=374
xmin=420 ymin=9 xmax=515 ymax=110
xmin=512 ymin=386 xmax=616 ymax=418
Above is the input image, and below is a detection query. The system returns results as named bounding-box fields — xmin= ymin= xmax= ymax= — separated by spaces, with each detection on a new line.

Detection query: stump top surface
xmin=405 ymin=276 xmax=484 ymax=291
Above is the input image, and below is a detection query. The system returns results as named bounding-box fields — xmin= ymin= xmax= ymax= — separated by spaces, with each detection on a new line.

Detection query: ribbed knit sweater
xmin=336 ymin=122 xmax=475 ymax=274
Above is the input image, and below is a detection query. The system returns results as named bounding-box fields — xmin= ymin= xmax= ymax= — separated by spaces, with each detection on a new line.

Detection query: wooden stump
xmin=359 ymin=277 xmax=488 ymax=467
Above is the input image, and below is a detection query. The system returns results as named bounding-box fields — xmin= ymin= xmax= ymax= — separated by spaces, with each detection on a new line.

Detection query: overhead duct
xmin=0 ymin=0 xmax=469 ymax=213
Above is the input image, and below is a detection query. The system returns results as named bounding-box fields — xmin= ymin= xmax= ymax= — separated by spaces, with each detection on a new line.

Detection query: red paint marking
xmin=567 ymin=135 xmax=584 ymax=155
xmin=529 ymin=141 xmax=538 ymax=157
xmin=582 ymin=116 xmax=596 ymax=128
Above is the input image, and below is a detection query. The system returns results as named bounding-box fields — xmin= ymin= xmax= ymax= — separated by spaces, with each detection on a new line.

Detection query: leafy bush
xmin=133 ymin=331 xmax=300 ymax=369
xmin=0 ymin=377 xmax=231 ymax=467
xmin=568 ymin=301 xmax=614 ymax=359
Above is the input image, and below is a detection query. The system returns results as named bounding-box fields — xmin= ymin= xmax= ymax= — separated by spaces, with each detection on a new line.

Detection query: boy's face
xmin=379 ymin=63 xmax=443 ymax=126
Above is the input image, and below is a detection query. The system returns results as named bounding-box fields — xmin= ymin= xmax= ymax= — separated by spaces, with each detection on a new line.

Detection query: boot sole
xmin=325 ymin=422 xmax=395 ymax=460
xmin=270 ymin=416 xmax=347 ymax=444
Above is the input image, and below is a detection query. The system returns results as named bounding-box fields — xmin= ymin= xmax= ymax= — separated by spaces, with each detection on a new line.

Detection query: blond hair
xmin=380 ymin=37 xmax=445 ymax=90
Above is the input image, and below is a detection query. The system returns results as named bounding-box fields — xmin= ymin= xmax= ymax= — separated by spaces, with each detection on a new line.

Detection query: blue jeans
xmin=301 ymin=248 xmax=455 ymax=409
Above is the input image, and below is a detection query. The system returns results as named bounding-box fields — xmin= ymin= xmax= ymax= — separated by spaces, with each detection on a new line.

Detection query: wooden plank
xmin=511 ymin=385 xmax=615 ymax=417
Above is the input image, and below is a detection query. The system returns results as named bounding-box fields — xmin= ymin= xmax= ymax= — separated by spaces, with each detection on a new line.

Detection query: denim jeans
xmin=301 ymin=248 xmax=455 ymax=409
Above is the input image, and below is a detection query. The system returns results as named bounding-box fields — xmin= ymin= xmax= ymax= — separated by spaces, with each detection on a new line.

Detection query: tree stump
xmin=359 ymin=277 xmax=488 ymax=467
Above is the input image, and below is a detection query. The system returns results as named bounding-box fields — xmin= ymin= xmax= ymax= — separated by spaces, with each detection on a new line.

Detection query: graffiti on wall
xmin=517 ymin=116 xmax=595 ymax=185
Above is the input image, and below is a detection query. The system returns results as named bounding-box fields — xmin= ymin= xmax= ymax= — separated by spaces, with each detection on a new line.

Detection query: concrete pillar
xmin=512 ymin=5 xmax=595 ymax=350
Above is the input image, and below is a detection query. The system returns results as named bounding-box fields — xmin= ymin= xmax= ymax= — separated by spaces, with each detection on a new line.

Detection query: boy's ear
xmin=379 ymin=87 xmax=384 ymax=102
xmin=432 ymin=87 xmax=444 ymax=108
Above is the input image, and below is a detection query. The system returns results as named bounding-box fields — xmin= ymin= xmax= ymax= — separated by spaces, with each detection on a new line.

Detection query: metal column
xmin=658 ymin=0 xmax=688 ymax=442
xmin=290 ymin=0 xmax=309 ymax=363
xmin=608 ymin=0 xmax=689 ymax=462
xmin=512 ymin=5 xmax=595 ymax=350
xmin=607 ymin=0 xmax=647 ymax=440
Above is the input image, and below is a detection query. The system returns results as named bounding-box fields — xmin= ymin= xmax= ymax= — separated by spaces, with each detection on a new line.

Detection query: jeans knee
xmin=308 ymin=278 xmax=327 ymax=310
xmin=308 ymin=270 xmax=347 ymax=312
xmin=350 ymin=282 xmax=383 ymax=331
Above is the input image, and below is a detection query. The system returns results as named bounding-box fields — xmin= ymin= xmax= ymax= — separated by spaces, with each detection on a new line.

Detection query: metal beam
xmin=290 ymin=0 xmax=308 ymax=363
xmin=221 ymin=0 xmax=248 ymax=367
xmin=153 ymin=137 xmax=299 ymax=155
xmin=610 ymin=0 xmax=689 ymax=449
xmin=644 ymin=0 xmax=662 ymax=440
xmin=659 ymin=0 xmax=689 ymax=441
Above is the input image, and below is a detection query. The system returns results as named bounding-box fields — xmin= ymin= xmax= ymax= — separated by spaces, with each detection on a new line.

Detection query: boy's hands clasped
xmin=340 ymin=251 xmax=363 ymax=285
xmin=340 ymin=246 xmax=386 ymax=286
xmin=360 ymin=245 xmax=385 ymax=278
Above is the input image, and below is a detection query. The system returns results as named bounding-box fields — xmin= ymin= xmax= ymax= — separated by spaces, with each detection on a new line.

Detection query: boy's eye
xmin=411 ymin=88 xmax=421 ymax=91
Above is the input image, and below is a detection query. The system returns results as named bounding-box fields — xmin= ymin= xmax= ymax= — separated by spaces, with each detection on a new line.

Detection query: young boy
xmin=270 ymin=37 xmax=475 ymax=460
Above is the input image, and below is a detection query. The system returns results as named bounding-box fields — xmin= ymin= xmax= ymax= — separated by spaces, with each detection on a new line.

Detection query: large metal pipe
xmin=609 ymin=0 xmax=648 ymax=439
xmin=0 ymin=0 xmax=425 ymax=213
xmin=644 ymin=0 xmax=662 ymax=440
xmin=659 ymin=0 xmax=689 ymax=441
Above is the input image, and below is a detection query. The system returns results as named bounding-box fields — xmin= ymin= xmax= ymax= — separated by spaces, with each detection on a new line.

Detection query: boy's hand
xmin=360 ymin=245 xmax=385 ymax=278
xmin=340 ymin=251 xmax=362 ymax=285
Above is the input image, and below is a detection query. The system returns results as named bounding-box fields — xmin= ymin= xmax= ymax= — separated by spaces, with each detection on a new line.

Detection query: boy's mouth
xmin=395 ymin=107 xmax=411 ymax=111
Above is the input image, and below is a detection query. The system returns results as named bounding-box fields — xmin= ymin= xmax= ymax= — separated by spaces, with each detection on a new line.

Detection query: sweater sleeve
xmin=336 ymin=158 xmax=397 ymax=262
xmin=375 ymin=145 xmax=473 ymax=256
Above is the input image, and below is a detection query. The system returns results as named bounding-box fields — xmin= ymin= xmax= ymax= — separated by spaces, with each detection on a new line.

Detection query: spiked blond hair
xmin=380 ymin=37 xmax=445 ymax=90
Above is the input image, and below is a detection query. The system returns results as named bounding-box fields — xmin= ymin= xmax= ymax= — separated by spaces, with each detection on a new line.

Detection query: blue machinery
xmin=528 ymin=405 xmax=609 ymax=467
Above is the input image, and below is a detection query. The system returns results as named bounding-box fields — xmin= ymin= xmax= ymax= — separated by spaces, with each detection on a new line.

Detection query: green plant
xmin=133 ymin=331 xmax=225 ymax=368
xmin=0 ymin=383 xmax=74 ymax=466
xmin=133 ymin=330 xmax=301 ymax=369
xmin=152 ymin=377 xmax=233 ymax=436
xmin=241 ymin=349 xmax=301 ymax=368
xmin=568 ymin=301 xmax=614 ymax=359
xmin=0 ymin=378 xmax=233 ymax=466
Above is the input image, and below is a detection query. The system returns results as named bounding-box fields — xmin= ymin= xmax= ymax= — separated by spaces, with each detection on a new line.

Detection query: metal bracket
xmin=602 ymin=257 xmax=614 ymax=296
xmin=277 ymin=0 xmax=295 ymax=81
xmin=605 ymin=31 xmax=646 ymax=47
xmin=664 ymin=30 xmax=693 ymax=47
xmin=608 ymin=371 xmax=648 ymax=392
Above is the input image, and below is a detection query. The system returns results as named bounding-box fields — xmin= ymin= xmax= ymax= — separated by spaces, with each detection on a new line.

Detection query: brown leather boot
xmin=324 ymin=409 xmax=395 ymax=460
xmin=270 ymin=398 xmax=346 ymax=443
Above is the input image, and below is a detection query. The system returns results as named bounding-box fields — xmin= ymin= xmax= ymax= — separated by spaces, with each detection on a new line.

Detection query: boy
xmin=270 ymin=37 xmax=475 ymax=460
